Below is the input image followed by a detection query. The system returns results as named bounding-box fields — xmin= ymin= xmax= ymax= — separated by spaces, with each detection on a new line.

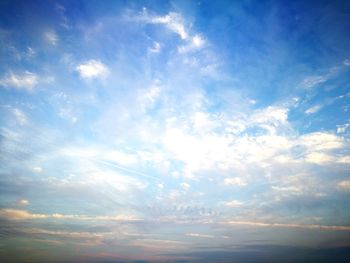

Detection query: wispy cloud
xmin=0 ymin=71 xmax=38 ymax=90
xmin=305 ymin=104 xmax=322 ymax=115
xmin=0 ymin=209 xmax=142 ymax=222
xmin=137 ymin=9 xmax=188 ymax=40
xmin=12 ymin=108 xmax=28 ymax=125
xmin=186 ymin=233 xmax=215 ymax=238
xmin=178 ymin=34 xmax=205 ymax=53
xmin=149 ymin=41 xmax=161 ymax=53
xmin=135 ymin=9 xmax=206 ymax=54
xmin=44 ymin=30 xmax=58 ymax=45
xmin=226 ymin=220 xmax=350 ymax=231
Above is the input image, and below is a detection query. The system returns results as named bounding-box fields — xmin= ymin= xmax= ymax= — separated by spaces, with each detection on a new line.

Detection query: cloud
xmin=226 ymin=220 xmax=350 ymax=231
xmin=76 ymin=60 xmax=109 ymax=79
xmin=0 ymin=208 xmax=142 ymax=222
xmin=32 ymin=167 xmax=43 ymax=173
xmin=298 ymin=132 xmax=344 ymax=151
xmin=180 ymin=182 xmax=190 ymax=190
xmin=104 ymin=150 xmax=138 ymax=166
xmin=305 ymin=105 xmax=322 ymax=115
xmin=138 ymin=9 xmax=188 ymax=40
xmin=0 ymin=209 xmax=48 ymax=220
xmin=337 ymin=180 xmax=350 ymax=191
xmin=224 ymin=177 xmax=247 ymax=187
xmin=0 ymin=71 xmax=38 ymax=90
xmin=222 ymin=200 xmax=243 ymax=208
xmin=44 ymin=30 xmax=58 ymax=45
xmin=26 ymin=47 xmax=36 ymax=57
xmin=250 ymin=106 xmax=289 ymax=127
xmin=178 ymin=34 xmax=205 ymax=53
xmin=136 ymin=9 xmax=206 ymax=54
xmin=305 ymin=152 xmax=334 ymax=164
xmin=186 ymin=233 xmax=214 ymax=238
xmin=149 ymin=41 xmax=161 ymax=53
xmin=58 ymin=107 xmax=78 ymax=123
xmin=336 ymin=156 xmax=350 ymax=163
xmin=343 ymin=58 xmax=350 ymax=66
xmin=336 ymin=124 xmax=349 ymax=134
xmin=19 ymin=199 xmax=29 ymax=205
xmin=12 ymin=108 xmax=28 ymax=125
xmin=301 ymin=75 xmax=329 ymax=89
xmin=300 ymin=59 xmax=350 ymax=89
xmin=61 ymin=146 xmax=140 ymax=167
xmin=138 ymin=83 xmax=161 ymax=110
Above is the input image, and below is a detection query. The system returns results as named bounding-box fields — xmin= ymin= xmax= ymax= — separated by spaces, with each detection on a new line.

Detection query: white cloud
xmin=0 ymin=71 xmax=38 ymax=90
xmin=33 ymin=167 xmax=43 ymax=173
xmin=44 ymin=31 xmax=58 ymax=45
xmin=249 ymin=99 xmax=257 ymax=105
xmin=192 ymin=111 xmax=214 ymax=132
xmin=192 ymin=35 xmax=205 ymax=48
xmin=143 ymin=11 xmax=188 ymax=40
xmin=336 ymin=156 xmax=350 ymax=163
xmin=149 ymin=41 xmax=161 ymax=53
xmin=76 ymin=59 xmax=109 ymax=79
xmin=137 ymin=10 xmax=206 ymax=55
xmin=227 ymin=220 xmax=350 ymax=231
xmin=12 ymin=108 xmax=28 ymax=125
xmin=138 ymin=84 xmax=161 ymax=109
xmin=300 ymin=60 xmax=349 ymax=89
xmin=337 ymin=180 xmax=350 ymax=191
xmin=61 ymin=146 xmax=140 ymax=167
xmin=298 ymin=132 xmax=344 ymax=151
xmin=224 ymin=177 xmax=247 ymax=187
xmin=19 ymin=199 xmax=29 ymax=205
xmin=58 ymin=108 xmax=78 ymax=123
xmin=343 ymin=58 xmax=350 ymax=66
xmin=271 ymin=185 xmax=303 ymax=195
xmin=26 ymin=47 xmax=36 ymax=57
xmin=162 ymin=127 xmax=232 ymax=178
xmin=180 ymin=182 xmax=190 ymax=190
xmin=305 ymin=152 xmax=334 ymax=164
xmin=222 ymin=200 xmax=243 ymax=208
xmin=186 ymin=233 xmax=214 ymax=238
xmin=105 ymin=150 xmax=138 ymax=166
xmin=249 ymin=106 xmax=289 ymax=134
xmin=178 ymin=34 xmax=205 ymax=53
xmin=305 ymin=105 xmax=322 ymax=115
xmin=0 ymin=208 xmax=141 ymax=221
xmin=337 ymin=124 xmax=349 ymax=133
xmin=301 ymin=75 xmax=328 ymax=88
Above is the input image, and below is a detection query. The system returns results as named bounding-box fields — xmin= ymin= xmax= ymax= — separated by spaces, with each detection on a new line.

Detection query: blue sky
xmin=1 ymin=0 xmax=350 ymax=262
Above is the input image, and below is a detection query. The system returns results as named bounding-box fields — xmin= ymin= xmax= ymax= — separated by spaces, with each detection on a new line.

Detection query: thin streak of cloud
xmin=227 ymin=220 xmax=350 ymax=231
xmin=0 ymin=209 xmax=142 ymax=222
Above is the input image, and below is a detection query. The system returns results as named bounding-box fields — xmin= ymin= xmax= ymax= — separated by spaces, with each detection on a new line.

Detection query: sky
xmin=0 ymin=0 xmax=350 ymax=262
